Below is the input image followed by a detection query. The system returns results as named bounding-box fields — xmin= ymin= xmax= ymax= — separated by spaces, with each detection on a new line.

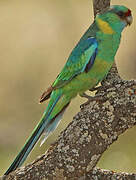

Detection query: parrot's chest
xmin=72 ymin=57 xmax=112 ymax=94
xmin=96 ymin=32 xmax=121 ymax=61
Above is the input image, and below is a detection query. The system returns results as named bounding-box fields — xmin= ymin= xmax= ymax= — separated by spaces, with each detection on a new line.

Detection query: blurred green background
xmin=0 ymin=0 xmax=136 ymax=174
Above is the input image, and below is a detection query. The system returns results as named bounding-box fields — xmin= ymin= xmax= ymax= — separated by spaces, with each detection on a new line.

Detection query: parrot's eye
xmin=117 ymin=11 xmax=125 ymax=18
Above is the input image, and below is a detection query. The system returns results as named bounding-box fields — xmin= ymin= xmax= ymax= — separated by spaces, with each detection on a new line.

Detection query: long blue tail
xmin=4 ymin=91 xmax=70 ymax=175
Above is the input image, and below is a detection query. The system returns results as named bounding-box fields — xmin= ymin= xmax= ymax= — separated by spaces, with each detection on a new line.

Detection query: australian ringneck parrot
xmin=4 ymin=5 xmax=132 ymax=175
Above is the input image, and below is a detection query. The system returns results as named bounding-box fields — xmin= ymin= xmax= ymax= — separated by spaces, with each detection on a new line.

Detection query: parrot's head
xmin=96 ymin=5 xmax=133 ymax=33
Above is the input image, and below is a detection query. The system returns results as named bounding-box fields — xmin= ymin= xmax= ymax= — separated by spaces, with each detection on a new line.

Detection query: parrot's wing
xmin=53 ymin=37 xmax=98 ymax=88
xmin=40 ymin=37 xmax=98 ymax=103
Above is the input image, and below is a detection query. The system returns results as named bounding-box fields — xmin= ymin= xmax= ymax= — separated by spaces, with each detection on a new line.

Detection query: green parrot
xmin=4 ymin=5 xmax=132 ymax=175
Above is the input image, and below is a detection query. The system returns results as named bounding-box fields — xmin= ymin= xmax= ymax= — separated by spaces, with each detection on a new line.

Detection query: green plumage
xmin=4 ymin=5 xmax=132 ymax=175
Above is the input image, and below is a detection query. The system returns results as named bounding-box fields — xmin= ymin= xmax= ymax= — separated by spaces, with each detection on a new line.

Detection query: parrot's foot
xmin=89 ymin=84 xmax=112 ymax=92
xmin=89 ymin=86 xmax=102 ymax=92
xmin=80 ymin=93 xmax=104 ymax=108
xmin=79 ymin=92 xmax=94 ymax=99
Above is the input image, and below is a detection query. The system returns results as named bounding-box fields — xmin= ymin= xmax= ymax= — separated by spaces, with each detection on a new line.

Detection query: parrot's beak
xmin=126 ymin=15 xmax=133 ymax=26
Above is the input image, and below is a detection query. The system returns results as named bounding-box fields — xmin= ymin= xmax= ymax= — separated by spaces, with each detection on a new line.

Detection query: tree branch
xmin=2 ymin=0 xmax=136 ymax=179
xmin=87 ymin=167 xmax=136 ymax=179
xmin=92 ymin=0 xmax=110 ymax=17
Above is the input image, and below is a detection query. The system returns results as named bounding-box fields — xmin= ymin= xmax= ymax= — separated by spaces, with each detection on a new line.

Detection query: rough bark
xmin=1 ymin=0 xmax=136 ymax=179
xmin=92 ymin=0 xmax=110 ymax=17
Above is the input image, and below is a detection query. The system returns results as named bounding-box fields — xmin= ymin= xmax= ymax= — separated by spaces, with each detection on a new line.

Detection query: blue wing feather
xmin=85 ymin=47 xmax=98 ymax=73
xmin=53 ymin=37 xmax=98 ymax=88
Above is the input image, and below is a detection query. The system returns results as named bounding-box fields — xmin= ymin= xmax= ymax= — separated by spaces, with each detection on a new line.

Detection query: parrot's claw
xmin=89 ymin=85 xmax=113 ymax=92
xmin=79 ymin=92 xmax=93 ymax=99
xmin=89 ymin=86 xmax=102 ymax=92
xmin=80 ymin=93 xmax=104 ymax=108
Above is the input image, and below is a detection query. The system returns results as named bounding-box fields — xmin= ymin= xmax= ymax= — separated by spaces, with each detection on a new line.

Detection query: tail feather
xmin=4 ymin=92 xmax=70 ymax=175
xmin=4 ymin=119 xmax=45 ymax=175
xmin=40 ymin=102 xmax=69 ymax=146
